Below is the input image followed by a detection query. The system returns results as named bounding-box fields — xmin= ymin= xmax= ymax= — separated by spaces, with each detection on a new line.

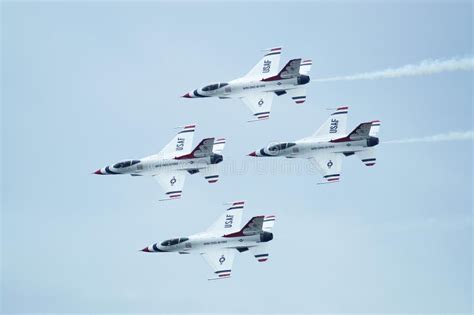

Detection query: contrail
xmin=384 ymin=131 xmax=474 ymax=144
xmin=315 ymin=57 xmax=474 ymax=82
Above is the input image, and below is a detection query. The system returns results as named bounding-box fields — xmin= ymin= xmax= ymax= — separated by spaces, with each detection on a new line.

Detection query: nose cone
xmin=93 ymin=169 xmax=103 ymax=175
xmin=248 ymin=151 xmax=257 ymax=157
xmin=182 ymin=92 xmax=192 ymax=98
xmin=141 ymin=247 xmax=151 ymax=252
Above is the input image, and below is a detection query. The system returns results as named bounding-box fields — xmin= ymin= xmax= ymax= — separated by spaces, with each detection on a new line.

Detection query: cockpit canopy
xmin=160 ymin=237 xmax=189 ymax=246
xmin=268 ymin=142 xmax=296 ymax=152
xmin=113 ymin=160 xmax=140 ymax=169
xmin=202 ymin=82 xmax=228 ymax=91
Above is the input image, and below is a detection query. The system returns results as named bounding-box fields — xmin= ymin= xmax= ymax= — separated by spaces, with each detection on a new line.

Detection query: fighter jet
xmin=182 ymin=47 xmax=312 ymax=121
xmin=94 ymin=125 xmax=226 ymax=200
xmin=248 ymin=107 xmax=381 ymax=183
xmin=141 ymin=201 xmax=276 ymax=280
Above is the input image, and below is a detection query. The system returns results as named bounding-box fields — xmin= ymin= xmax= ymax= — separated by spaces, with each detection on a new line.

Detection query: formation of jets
xmin=94 ymin=47 xmax=381 ymax=279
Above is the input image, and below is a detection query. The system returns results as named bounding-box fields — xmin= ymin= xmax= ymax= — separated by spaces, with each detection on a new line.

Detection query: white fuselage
xmin=253 ymin=137 xmax=373 ymax=159
xmin=184 ymin=76 xmax=307 ymax=99
xmin=143 ymin=232 xmax=266 ymax=254
xmin=95 ymin=155 xmax=213 ymax=176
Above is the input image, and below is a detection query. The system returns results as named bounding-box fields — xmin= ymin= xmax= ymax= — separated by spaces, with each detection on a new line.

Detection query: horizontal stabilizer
xmin=369 ymin=120 xmax=381 ymax=137
xmin=287 ymin=87 xmax=307 ymax=104
xmin=356 ymin=147 xmax=377 ymax=167
xmin=200 ymin=164 xmax=221 ymax=184
xmin=262 ymin=215 xmax=276 ymax=232
xmin=299 ymin=59 xmax=312 ymax=75
xmin=213 ymin=138 xmax=226 ymax=154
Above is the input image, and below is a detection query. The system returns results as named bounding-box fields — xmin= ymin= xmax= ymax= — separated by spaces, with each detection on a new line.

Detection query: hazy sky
xmin=2 ymin=1 xmax=472 ymax=314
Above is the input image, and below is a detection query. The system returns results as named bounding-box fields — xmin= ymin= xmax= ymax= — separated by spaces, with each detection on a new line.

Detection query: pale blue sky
xmin=1 ymin=1 xmax=472 ymax=313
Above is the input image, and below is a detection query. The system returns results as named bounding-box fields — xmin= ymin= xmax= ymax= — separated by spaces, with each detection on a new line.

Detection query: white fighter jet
xmin=248 ymin=107 xmax=381 ymax=183
xmin=94 ymin=125 xmax=226 ymax=200
xmin=182 ymin=47 xmax=312 ymax=121
xmin=141 ymin=201 xmax=276 ymax=280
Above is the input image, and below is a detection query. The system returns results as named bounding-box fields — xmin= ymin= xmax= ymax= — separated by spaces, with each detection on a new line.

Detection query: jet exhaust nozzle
xmin=367 ymin=136 xmax=379 ymax=147
xmin=260 ymin=231 xmax=274 ymax=243
xmin=297 ymin=75 xmax=310 ymax=85
xmin=210 ymin=153 xmax=223 ymax=164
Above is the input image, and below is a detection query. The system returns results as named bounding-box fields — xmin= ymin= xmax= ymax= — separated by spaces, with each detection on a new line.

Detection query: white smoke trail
xmin=315 ymin=57 xmax=474 ymax=82
xmin=384 ymin=131 xmax=474 ymax=144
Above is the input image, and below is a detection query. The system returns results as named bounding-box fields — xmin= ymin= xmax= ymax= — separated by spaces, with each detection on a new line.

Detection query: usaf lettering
xmin=224 ymin=214 xmax=234 ymax=228
xmin=176 ymin=138 xmax=185 ymax=150
xmin=329 ymin=119 xmax=339 ymax=133
xmin=262 ymin=60 xmax=271 ymax=73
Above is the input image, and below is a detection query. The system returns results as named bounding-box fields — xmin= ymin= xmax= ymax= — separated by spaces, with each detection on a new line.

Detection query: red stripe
xmin=266 ymin=215 xmax=275 ymax=218
xmin=169 ymin=194 xmax=181 ymax=198
xmin=303 ymin=59 xmax=312 ymax=63
xmin=258 ymin=115 xmax=269 ymax=119
xmin=365 ymin=163 xmax=375 ymax=166
xmin=327 ymin=178 xmax=339 ymax=182
xmin=233 ymin=201 xmax=245 ymax=205
xmin=271 ymin=47 xmax=281 ymax=51
xmin=371 ymin=120 xmax=380 ymax=123
xmin=184 ymin=125 xmax=195 ymax=129
xmin=337 ymin=106 xmax=348 ymax=110
xmin=208 ymin=180 xmax=218 ymax=183
xmin=219 ymin=273 xmax=231 ymax=277
xmin=295 ymin=100 xmax=305 ymax=104
xmin=258 ymin=258 xmax=268 ymax=262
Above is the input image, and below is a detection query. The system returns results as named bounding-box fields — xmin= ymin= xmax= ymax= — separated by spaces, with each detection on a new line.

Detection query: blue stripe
xmin=264 ymin=52 xmax=281 ymax=56
xmin=178 ymin=129 xmax=194 ymax=134
xmin=227 ymin=206 xmax=243 ymax=210
xmin=166 ymin=190 xmax=182 ymax=195
xmin=105 ymin=166 xmax=120 ymax=174
xmin=193 ymin=89 xmax=209 ymax=98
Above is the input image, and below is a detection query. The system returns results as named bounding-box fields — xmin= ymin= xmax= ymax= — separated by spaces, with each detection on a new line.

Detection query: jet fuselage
xmin=94 ymin=154 xmax=223 ymax=176
xmin=183 ymin=75 xmax=310 ymax=99
xmin=251 ymin=136 xmax=379 ymax=159
xmin=142 ymin=231 xmax=273 ymax=254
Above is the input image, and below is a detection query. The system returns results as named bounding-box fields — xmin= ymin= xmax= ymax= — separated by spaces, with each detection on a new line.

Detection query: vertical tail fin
xmin=347 ymin=122 xmax=372 ymax=140
xmin=224 ymin=215 xmax=264 ymax=237
xmin=263 ymin=59 xmax=301 ymax=81
xmin=177 ymin=138 xmax=215 ymax=159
